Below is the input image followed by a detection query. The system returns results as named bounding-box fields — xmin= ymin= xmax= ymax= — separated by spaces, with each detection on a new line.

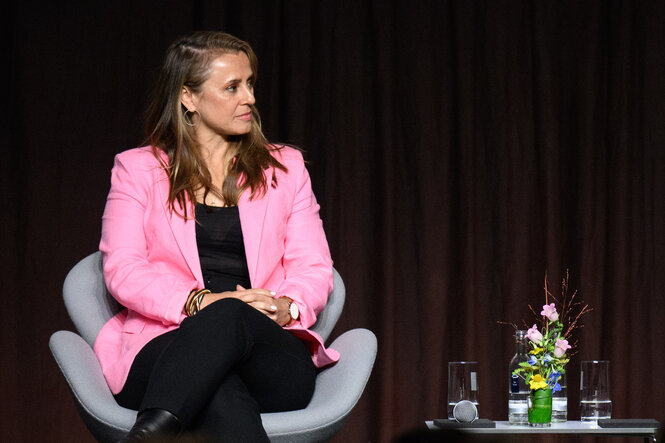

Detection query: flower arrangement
xmin=511 ymin=271 xmax=592 ymax=393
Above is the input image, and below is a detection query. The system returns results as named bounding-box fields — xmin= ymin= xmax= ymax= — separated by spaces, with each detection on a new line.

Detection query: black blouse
xmin=195 ymin=204 xmax=251 ymax=293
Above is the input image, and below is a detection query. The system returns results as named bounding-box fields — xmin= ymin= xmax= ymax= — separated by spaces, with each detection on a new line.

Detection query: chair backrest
xmin=63 ymin=251 xmax=345 ymax=347
xmin=63 ymin=252 xmax=121 ymax=347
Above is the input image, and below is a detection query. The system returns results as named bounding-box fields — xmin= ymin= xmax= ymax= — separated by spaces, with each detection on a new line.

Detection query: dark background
xmin=3 ymin=1 xmax=664 ymax=442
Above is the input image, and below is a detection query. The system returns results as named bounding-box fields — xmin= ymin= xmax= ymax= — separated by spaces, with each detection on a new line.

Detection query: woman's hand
xmin=200 ymin=286 xmax=292 ymax=326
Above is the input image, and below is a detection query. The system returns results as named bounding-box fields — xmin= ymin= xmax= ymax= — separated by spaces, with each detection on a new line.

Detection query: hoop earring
xmin=183 ymin=110 xmax=198 ymax=127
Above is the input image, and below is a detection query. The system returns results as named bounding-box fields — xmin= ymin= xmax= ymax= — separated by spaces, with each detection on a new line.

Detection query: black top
xmin=195 ymin=204 xmax=251 ymax=293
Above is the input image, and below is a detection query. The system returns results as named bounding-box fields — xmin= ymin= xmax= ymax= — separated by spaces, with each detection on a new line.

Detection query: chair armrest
xmin=49 ymin=330 xmax=136 ymax=431
xmin=262 ymin=328 xmax=377 ymax=436
xmin=308 ymin=328 xmax=377 ymax=415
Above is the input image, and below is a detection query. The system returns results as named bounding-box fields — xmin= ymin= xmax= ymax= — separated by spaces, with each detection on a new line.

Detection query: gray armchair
xmin=49 ymin=252 xmax=377 ymax=442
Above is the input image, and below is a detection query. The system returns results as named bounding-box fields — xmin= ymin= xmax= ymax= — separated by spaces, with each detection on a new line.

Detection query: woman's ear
xmin=181 ymin=87 xmax=195 ymax=111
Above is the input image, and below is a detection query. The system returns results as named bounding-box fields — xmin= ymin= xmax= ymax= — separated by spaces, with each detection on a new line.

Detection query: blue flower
xmin=543 ymin=354 xmax=552 ymax=365
xmin=528 ymin=356 xmax=537 ymax=365
xmin=548 ymin=371 xmax=562 ymax=391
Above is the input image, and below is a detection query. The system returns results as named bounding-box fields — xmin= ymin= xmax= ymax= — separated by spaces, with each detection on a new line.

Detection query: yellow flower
xmin=530 ymin=347 xmax=544 ymax=355
xmin=529 ymin=374 xmax=548 ymax=390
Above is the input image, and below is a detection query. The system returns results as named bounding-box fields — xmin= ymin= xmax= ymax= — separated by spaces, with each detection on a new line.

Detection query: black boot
xmin=120 ymin=408 xmax=181 ymax=442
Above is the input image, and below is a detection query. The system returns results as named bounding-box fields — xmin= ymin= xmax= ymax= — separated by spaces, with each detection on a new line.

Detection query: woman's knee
xmin=179 ymin=297 xmax=266 ymax=338
xmin=196 ymin=297 xmax=257 ymax=323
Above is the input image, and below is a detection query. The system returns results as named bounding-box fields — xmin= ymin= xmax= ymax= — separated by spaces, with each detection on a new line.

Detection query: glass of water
xmin=447 ymin=361 xmax=479 ymax=419
xmin=580 ymin=360 xmax=612 ymax=421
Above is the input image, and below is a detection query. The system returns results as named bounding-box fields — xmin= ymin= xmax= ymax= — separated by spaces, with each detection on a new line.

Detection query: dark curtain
xmin=3 ymin=1 xmax=664 ymax=442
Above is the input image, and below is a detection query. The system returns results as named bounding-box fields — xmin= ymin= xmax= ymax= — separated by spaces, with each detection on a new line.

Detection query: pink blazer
xmin=94 ymin=146 xmax=339 ymax=394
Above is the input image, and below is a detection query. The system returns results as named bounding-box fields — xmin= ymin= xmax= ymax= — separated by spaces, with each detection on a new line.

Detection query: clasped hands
xmin=188 ymin=286 xmax=293 ymax=326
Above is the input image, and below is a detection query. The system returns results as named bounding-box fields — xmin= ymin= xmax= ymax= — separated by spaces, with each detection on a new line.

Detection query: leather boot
xmin=120 ymin=408 xmax=181 ymax=442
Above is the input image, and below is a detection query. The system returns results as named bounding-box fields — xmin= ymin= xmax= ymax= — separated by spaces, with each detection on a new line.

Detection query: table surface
xmin=426 ymin=420 xmax=659 ymax=435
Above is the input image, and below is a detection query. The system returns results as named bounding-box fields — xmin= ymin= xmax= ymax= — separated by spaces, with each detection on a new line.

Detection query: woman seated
xmin=94 ymin=30 xmax=338 ymax=442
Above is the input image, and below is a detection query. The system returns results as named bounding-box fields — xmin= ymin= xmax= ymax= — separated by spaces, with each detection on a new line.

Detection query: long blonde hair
xmin=143 ymin=31 xmax=286 ymax=217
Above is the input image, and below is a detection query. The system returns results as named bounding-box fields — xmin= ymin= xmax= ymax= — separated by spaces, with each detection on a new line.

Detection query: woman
xmin=94 ymin=31 xmax=338 ymax=442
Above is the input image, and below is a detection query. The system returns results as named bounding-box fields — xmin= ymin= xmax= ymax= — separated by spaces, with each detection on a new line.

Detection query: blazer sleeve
xmin=99 ymin=151 xmax=197 ymax=326
xmin=275 ymin=150 xmax=334 ymax=329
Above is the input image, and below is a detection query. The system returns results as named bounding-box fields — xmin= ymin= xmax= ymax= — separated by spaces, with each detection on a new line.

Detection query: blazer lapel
xmin=158 ymin=182 xmax=204 ymax=285
xmin=238 ymin=183 xmax=271 ymax=286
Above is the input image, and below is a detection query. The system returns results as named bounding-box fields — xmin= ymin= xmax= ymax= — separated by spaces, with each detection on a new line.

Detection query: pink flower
xmin=526 ymin=324 xmax=543 ymax=344
xmin=554 ymin=338 xmax=572 ymax=357
xmin=541 ymin=303 xmax=559 ymax=322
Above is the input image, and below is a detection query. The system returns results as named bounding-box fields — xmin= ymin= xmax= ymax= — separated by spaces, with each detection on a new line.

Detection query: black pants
xmin=114 ymin=298 xmax=317 ymax=442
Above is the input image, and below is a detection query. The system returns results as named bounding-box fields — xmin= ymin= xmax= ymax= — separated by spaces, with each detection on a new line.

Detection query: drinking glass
xmin=580 ymin=360 xmax=612 ymax=421
xmin=447 ymin=361 xmax=479 ymax=419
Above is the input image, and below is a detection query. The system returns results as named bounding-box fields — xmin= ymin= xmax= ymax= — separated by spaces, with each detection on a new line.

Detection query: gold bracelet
xmin=187 ymin=290 xmax=200 ymax=316
xmin=184 ymin=289 xmax=198 ymax=316
xmin=192 ymin=289 xmax=210 ymax=315
xmin=186 ymin=289 xmax=203 ymax=316
xmin=187 ymin=289 xmax=211 ymax=316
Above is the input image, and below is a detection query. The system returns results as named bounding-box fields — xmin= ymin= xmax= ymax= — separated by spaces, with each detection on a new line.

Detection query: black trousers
xmin=114 ymin=298 xmax=317 ymax=442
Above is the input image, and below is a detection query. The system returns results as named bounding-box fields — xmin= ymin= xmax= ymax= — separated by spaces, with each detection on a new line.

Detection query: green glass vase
xmin=528 ymin=388 xmax=552 ymax=427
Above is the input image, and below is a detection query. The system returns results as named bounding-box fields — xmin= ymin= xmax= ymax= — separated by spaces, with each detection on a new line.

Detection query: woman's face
xmin=183 ymin=51 xmax=255 ymax=140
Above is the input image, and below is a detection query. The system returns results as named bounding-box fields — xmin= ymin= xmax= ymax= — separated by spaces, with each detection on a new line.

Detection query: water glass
xmin=580 ymin=360 xmax=612 ymax=421
xmin=447 ymin=361 xmax=479 ymax=419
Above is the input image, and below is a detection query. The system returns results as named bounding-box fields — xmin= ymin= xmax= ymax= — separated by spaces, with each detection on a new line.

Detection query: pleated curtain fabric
xmin=4 ymin=1 xmax=664 ymax=441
